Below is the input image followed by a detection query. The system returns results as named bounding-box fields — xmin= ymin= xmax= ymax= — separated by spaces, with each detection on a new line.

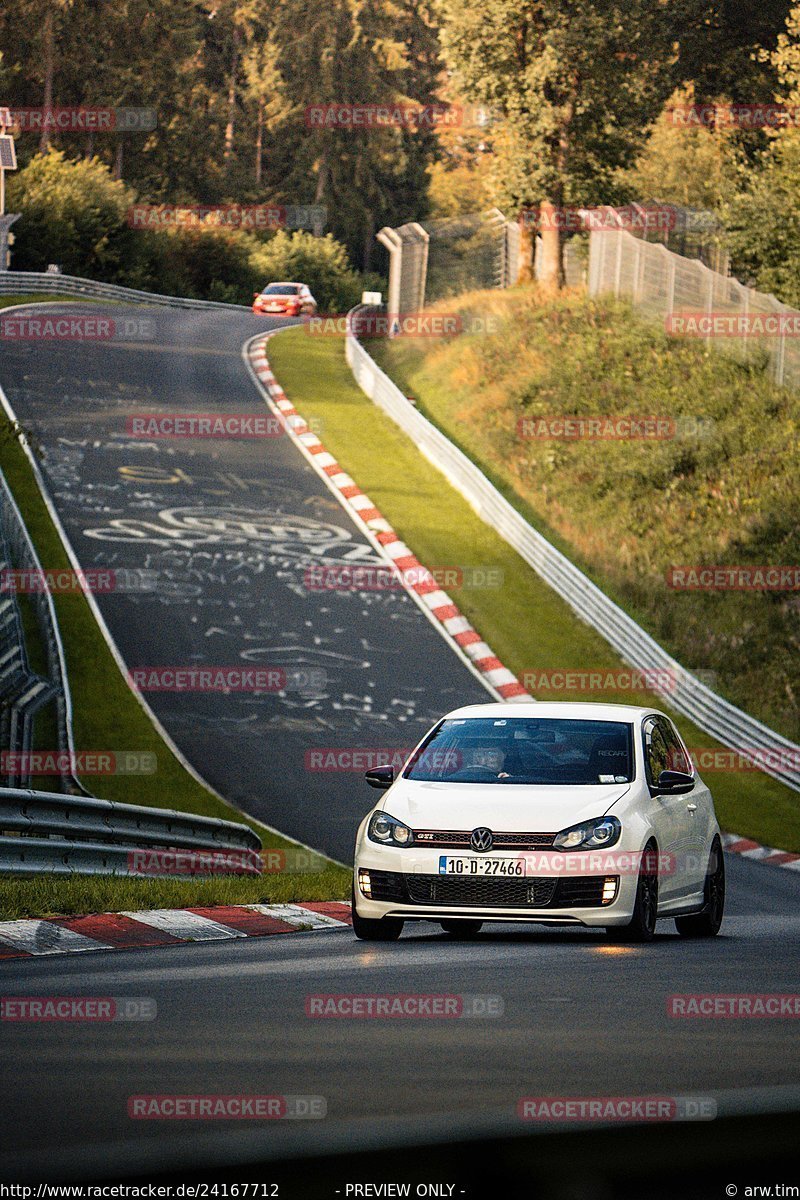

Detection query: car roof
xmin=443 ymin=701 xmax=664 ymax=722
xmin=265 ymin=281 xmax=306 ymax=287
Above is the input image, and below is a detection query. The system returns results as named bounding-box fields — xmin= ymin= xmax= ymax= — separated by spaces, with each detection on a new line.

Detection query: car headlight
xmin=367 ymin=811 xmax=413 ymax=847
xmin=553 ymin=815 xmax=621 ymax=850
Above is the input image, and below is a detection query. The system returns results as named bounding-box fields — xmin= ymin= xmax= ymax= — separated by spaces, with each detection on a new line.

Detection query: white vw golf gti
xmin=353 ymin=702 xmax=725 ymax=942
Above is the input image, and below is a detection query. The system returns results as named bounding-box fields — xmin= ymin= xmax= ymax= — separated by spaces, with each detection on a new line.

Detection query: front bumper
xmin=353 ymin=845 xmax=641 ymax=927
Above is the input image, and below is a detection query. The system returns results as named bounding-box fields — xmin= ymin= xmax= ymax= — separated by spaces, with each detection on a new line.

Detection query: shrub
xmin=7 ymin=151 xmax=139 ymax=280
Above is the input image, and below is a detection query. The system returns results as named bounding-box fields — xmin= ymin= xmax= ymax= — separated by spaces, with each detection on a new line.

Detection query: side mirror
xmin=654 ymin=769 xmax=694 ymax=795
xmin=253 ymin=291 xmax=261 ymax=298
xmin=365 ymin=765 xmax=394 ymax=790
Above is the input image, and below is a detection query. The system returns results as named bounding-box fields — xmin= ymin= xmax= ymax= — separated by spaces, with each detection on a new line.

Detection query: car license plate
xmin=438 ymin=856 xmax=527 ymax=877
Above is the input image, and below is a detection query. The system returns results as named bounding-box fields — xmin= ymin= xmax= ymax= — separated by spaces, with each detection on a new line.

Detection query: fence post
xmin=632 ymin=237 xmax=643 ymax=303
xmin=741 ymin=283 xmax=751 ymax=367
xmin=376 ymin=227 xmax=403 ymax=337
xmin=613 ymin=232 xmax=624 ymax=297
xmin=667 ymin=251 xmax=676 ymax=320
xmin=704 ymin=266 xmax=714 ymax=347
xmin=775 ymin=301 xmax=787 ymax=387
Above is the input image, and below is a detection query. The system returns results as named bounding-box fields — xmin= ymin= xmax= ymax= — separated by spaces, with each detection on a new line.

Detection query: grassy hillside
xmin=369 ymin=287 xmax=800 ymax=743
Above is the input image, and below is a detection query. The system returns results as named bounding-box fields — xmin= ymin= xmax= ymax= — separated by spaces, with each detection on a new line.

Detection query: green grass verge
xmin=0 ymin=870 xmax=349 ymax=922
xmin=0 ymin=293 xmax=350 ymax=916
xmin=268 ymin=327 xmax=800 ymax=852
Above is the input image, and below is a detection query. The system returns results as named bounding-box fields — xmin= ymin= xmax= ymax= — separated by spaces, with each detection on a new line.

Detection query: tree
xmin=723 ymin=2 xmax=800 ymax=305
xmin=38 ymin=0 xmax=73 ymax=152
xmin=675 ymin=0 xmax=792 ymax=101
xmin=620 ymin=85 xmax=742 ymax=211
xmin=242 ymin=37 xmax=289 ymax=185
xmin=261 ymin=0 xmax=441 ymax=269
xmin=439 ymin=0 xmax=684 ymax=288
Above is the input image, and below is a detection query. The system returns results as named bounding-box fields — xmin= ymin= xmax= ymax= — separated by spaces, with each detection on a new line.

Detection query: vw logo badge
xmin=470 ymin=827 xmax=493 ymax=853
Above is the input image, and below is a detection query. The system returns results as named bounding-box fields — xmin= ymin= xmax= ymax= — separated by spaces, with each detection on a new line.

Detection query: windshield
xmin=404 ymin=717 xmax=633 ymax=784
xmin=262 ymin=283 xmax=300 ymax=295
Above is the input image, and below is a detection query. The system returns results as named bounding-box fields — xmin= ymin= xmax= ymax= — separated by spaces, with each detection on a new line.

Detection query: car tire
xmin=606 ymin=841 xmax=658 ymax=943
xmin=675 ymin=838 xmax=725 ymax=938
xmin=440 ymin=920 xmax=483 ymax=937
xmin=351 ymin=886 xmax=404 ymax=941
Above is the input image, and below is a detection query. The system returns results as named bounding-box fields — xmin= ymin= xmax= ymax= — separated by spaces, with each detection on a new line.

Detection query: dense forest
xmin=1 ymin=1 xmax=799 ymax=301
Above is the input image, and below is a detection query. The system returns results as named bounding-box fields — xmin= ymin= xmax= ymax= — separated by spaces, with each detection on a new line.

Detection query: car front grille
xmin=366 ymin=870 xmax=613 ymax=909
xmin=406 ymin=874 xmax=558 ymax=908
xmin=412 ymin=830 xmax=556 ymax=850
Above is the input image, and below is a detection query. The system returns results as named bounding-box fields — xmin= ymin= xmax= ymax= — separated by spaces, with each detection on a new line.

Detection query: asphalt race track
xmin=2 ymin=302 xmax=799 ymax=1185
xmin=0 ymin=854 xmax=798 ymax=1180
xmin=0 ymin=302 xmax=489 ymax=861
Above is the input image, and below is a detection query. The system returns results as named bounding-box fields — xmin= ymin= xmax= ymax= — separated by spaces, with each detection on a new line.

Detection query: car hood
xmin=381 ymin=780 xmax=631 ymax=832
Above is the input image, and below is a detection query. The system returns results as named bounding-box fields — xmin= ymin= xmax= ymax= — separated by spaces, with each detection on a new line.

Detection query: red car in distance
xmin=252 ymin=281 xmax=317 ymax=316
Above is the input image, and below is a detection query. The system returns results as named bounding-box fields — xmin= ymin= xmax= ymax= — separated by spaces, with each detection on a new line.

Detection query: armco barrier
xmin=0 ymin=470 xmax=87 ymax=794
xmin=0 ymin=270 xmax=247 ymax=310
xmin=0 ymin=787 xmax=262 ymax=876
xmin=344 ymin=315 xmax=800 ymax=794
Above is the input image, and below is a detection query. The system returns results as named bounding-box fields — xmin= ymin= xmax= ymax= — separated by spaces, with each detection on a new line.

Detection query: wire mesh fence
xmin=376 ymin=210 xmax=519 ymax=329
xmin=589 ymin=227 xmax=800 ymax=390
xmin=422 ymin=210 xmax=511 ymax=302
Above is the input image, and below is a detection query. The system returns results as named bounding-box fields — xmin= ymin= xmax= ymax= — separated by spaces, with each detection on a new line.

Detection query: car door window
xmin=643 ymin=717 xmax=670 ymax=788
xmin=658 ymin=717 xmax=692 ymax=775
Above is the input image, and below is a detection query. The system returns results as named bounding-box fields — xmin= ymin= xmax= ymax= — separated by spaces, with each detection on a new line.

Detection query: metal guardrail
xmin=0 ymin=470 xmax=87 ymax=794
xmin=0 ymin=270 xmax=248 ymax=310
xmin=345 ymin=316 xmax=800 ymax=795
xmin=0 ymin=787 xmax=262 ymax=876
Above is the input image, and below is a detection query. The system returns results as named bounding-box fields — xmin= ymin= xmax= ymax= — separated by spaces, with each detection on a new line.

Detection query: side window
xmin=643 ymin=717 xmax=670 ymax=788
xmin=658 ymin=718 xmax=692 ymax=775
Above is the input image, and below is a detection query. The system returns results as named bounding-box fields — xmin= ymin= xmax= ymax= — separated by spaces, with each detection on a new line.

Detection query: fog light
xmin=602 ymin=877 xmax=618 ymax=905
xmin=358 ymin=869 xmax=372 ymax=898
